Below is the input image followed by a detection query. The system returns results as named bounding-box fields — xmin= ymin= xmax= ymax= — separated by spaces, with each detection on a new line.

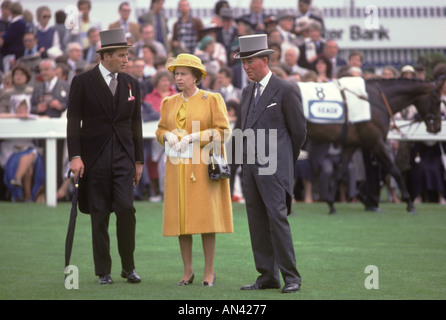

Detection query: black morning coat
xmin=66 ymin=64 xmax=144 ymax=213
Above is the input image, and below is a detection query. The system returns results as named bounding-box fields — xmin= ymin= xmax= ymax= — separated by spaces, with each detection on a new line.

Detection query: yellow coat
xmin=156 ymin=90 xmax=233 ymax=236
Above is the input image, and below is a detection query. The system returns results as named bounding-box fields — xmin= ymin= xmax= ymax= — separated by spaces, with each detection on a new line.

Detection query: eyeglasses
xmin=42 ymin=15 xmax=51 ymax=19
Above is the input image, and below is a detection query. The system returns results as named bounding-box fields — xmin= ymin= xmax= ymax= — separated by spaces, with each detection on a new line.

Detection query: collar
xmin=11 ymin=15 xmax=23 ymax=23
xmin=46 ymin=76 xmax=58 ymax=92
xmin=181 ymin=87 xmax=199 ymax=101
xmin=258 ymin=70 xmax=272 ymax=89
xmin=99 ymin=62 xmax=117 ymax=79
xmin=25 ymin=45 xmax=38 ymax=55
xmin=37 ymin=23 xmax=51 ymax=32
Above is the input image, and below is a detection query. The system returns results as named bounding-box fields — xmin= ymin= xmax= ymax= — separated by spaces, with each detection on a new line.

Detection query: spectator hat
xmin=264 ymin=15 xmax=278 ymax=25
xmin=198 ymin=35 xmax=215 ymax=51
xmin=199 ymin=23 xmax=222 ymax=36
xmin=277 ymin=9 xmax=296 ymax=21
xmin=235 ymin=16 xmax=256 ymax=30
xmin=166 ymin=53 xmax=207 ymax=77
xmin=233 ymin=34 xmax=275 ymax=59
xmin=295 ymin=16 xmax=313 ymax=33
xmin=401 ymin=65 xmax=416 ymax=75
xmin=96 ymin=28 xmax=133 ymax=53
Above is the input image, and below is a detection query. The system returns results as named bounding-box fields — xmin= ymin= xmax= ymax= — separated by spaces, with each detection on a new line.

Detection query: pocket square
xmin=266 ymin=102 xmax=277 ymax=108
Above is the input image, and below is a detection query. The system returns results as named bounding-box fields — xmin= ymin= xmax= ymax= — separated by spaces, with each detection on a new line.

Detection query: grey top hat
xmin=277 ymin=9 xmax=297 ymax=21
xmin=219 ymin=7 xmax=234 ymax=20
xmin=233 ymin=34 xmax=275 ymax=59
xmin=96 ymin=28 xmax=133 ymax=53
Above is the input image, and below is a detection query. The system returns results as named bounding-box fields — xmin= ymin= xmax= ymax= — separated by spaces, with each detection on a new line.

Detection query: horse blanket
xmin=298 ymin=77 xmax=371 ymax=124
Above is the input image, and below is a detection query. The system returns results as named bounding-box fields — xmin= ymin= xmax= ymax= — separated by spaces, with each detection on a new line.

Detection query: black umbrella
xmin=64 ymin=174 xmax=79 ymax=275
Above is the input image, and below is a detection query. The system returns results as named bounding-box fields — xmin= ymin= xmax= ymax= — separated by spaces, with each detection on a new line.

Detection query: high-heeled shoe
xmin=201 ymin=274 xmax=216 ymax=287
xmin=177 ymin=273 xmax=194 ymax=286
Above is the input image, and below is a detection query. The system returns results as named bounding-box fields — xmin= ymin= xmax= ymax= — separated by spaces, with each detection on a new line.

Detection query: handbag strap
xmin=210 ymin=130 xmax=222 ymax=156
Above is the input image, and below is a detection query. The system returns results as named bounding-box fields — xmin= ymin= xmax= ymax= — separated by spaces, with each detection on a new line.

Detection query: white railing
xmin=0 ymin=118 xmax=157 ymax=207
xmin=0 ymin=118 xmax=445 ymax=206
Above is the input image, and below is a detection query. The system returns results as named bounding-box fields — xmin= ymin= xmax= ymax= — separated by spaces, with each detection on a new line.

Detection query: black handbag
xmin=208 ymin=132 xmax=230 ymax=181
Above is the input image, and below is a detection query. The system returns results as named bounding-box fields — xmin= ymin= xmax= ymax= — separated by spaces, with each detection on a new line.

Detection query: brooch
xmin=202 ymin=93 xmax=208 ymax=100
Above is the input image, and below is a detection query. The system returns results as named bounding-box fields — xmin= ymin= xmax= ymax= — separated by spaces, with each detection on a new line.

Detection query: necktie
xmin=109 ymin=73 xmax=117 ymax=96
xmin=254 ymin=82 xmax=261 ymax=107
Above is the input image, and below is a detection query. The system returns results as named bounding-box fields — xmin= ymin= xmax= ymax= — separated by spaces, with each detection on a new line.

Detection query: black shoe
xmin=98 ymin=274 xmax=113 ymax=284
xmin=121 ymin=269 xmax=141 ymax=283
xmin=201 ymin=274 xmax=216 ymax=287
xmin=240 ymin=283 xmax=280 ymax=290
xmin=282 ymin=283 xmax=301 ymax=293
xmin=177 ymin=273 xmax=194 ymax=286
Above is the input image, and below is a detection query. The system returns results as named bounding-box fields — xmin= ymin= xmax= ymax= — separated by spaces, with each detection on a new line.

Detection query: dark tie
xmin=254 ymin=82 xmax=261 ymax=107
xmin=109 ymin=73 xmax=117 ymax=96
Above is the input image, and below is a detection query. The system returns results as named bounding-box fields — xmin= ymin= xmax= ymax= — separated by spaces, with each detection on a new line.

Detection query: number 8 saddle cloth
xmin=297 ymin=77 xmax=371 ymax=124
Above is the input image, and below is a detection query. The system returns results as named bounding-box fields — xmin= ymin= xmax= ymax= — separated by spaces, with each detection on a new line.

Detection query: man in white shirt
xmin=216 ymin=66 xmax=242 ymax=103
xmin=67 ymin=28 xmax=143 ymax=285
xmin=108 ymin=2 xmax=139 ymax=42
xmin=282 ymin=45 xmax=309 ymax=77
xmin=66 ymin=42 xmax=87 ymax=82
xmin=30 ymin=59 xmax=70 ymax=118
xmin=276 ymin=10 xmax=298 ymax=46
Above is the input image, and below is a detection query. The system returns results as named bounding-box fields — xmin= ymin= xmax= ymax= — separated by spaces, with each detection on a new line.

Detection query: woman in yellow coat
xmin=156 ymin=54 xmax=233 ymax=287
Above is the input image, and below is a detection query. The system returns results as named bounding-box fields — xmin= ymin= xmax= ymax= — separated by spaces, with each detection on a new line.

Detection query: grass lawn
xmin=0 ymin=200 xmax=445 ymax=302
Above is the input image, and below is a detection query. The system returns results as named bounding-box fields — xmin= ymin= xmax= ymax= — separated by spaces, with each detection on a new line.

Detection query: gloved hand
xmin=164 ymin=132 xmax=179 ymax=148
xmin=179 ymin=132 xmax=200 ymax=153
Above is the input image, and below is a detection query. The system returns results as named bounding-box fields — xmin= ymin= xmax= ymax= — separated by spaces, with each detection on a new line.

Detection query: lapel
xmin=247 ymin=74 xmax=279 ymax=128
xmin=241 ymin=82 xmax=255 ymax=130
xmin=90 ymin=65 xmax=113 ymax=119
xmin=50 ymin=79 xmax=59 ymax=95
xmin=114 ymin=73 xmax=132 ymax=118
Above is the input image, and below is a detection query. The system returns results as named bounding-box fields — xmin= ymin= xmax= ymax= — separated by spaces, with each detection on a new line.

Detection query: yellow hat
xmin=166 ymin=53 xmax=207 ymax=77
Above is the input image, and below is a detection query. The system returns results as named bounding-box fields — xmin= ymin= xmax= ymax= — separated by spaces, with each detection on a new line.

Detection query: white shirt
xmin=99 ymin=62 xmax=117 ymax=86
xmin=256 ymin=70 xmax=272 ymax=97
xmin=46 ymin=76 xmax=58 ymax=92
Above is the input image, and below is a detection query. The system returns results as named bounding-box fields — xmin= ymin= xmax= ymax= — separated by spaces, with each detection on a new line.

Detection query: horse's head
xmin=413 ymin=77 xmax=444 ymax=133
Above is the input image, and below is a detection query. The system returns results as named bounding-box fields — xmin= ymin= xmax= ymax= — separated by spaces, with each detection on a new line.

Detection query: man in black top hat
xmin=67 ymin=28 xmax=144 ymax=284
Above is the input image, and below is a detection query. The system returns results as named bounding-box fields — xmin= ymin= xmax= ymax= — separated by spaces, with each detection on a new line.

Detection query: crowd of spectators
xmin=0 ymin=0 xmax=445 ymax=205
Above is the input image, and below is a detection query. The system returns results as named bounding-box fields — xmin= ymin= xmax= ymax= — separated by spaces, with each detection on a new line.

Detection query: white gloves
xmin=175 ymin=132 xmax=200 ymax=153
xmin=164 ymin=132 xmax=179 ymax=148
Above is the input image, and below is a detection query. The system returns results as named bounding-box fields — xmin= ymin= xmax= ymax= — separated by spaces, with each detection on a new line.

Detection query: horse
xmin=303 ymin=77 xmax=444 ymax=214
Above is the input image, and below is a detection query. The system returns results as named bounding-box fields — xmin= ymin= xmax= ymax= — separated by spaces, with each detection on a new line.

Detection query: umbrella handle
xmin=67 ymin=170 xmax=79 ymax=188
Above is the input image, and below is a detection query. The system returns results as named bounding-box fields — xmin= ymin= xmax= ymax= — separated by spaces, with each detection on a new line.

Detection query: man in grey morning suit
xmin=235 ymin=34 xmax=306 ymax=293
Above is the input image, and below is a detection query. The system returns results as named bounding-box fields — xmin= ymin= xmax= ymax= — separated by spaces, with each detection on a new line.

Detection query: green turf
xmin=0 ymin=201 xmax=445 ymax=300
